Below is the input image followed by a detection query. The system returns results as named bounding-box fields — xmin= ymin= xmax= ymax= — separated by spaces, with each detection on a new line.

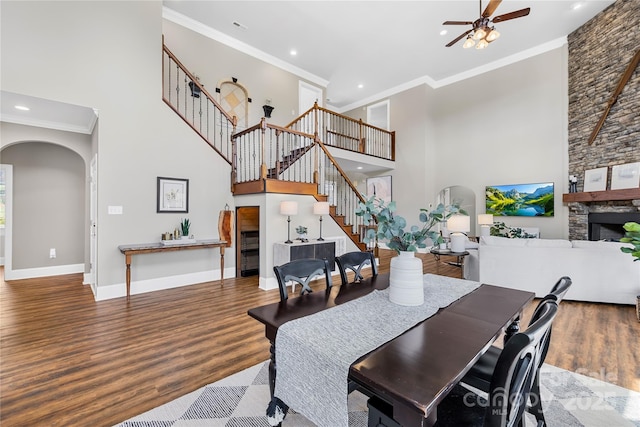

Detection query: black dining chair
xmin=273 ymin=258 xmax=332 ymax=301
xmin=335 ymin=251 xmax=377 ymax=285
xmin=460 ymin=276 xmax=572 ymax=427
xmin=367 ymin=300 xmax=559 ymax=427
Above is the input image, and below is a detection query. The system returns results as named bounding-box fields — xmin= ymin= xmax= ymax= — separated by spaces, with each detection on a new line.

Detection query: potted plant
xmin=180 ymin=218 xmax=191 ymax=239
xmin=355 ymin=196 xmax=466 ymax=253
xmin=295 ymin=226 xmax=308 ymax=242
xmin=355 ymin=197 xmax=465 ymax=306
xmin=620 ymin=221 xmax=640 ymax=321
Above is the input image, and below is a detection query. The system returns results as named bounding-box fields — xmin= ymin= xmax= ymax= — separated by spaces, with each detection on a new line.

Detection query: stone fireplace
xmin=566 ymin=0 xmax=640 ymax=240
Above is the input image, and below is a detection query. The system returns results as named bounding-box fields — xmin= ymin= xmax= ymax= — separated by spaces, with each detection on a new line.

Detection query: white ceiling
xmin=163 ymin=0 xmax=615 ymax=109
xmin=1 ymin=1 xmax=615 ymax=138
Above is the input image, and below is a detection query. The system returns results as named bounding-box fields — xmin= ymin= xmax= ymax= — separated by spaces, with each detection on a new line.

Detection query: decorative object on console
xmin=295 ymin=226 xmax=308 ymax=242
xmin=313 ymin=201 xmax=330 ymax=241
xmin=583 ymin=167 xmax=608 ymax=192
xmin=478 ymin=213 xmax=494 ymax=237
xmin=180 ymin=218 xmax=191 ymax=239
xmin=486 ymin=182 xmax=554 ymax=217
xmin=611 ymin=162 xmax=640 ymax=190
xmin=280 ymin=201 xmax=298 ymax=244
xmin=447 ymin=215 xmax=470 ymax=253
xmin=569 ymin=175 xmax=578 ymax=193
xmin=157 ymin=177 xmax=189 ymax=213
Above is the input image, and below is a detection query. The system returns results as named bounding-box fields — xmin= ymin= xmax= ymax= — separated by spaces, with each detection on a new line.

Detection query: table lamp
xmin=478 ymin=214 xmax=494 ymax=237
xmin=447 ymin=214 xmax=470 ymax=253
xmin=280 ymin=201 xmax=298 ymax=243
xmin=313 ymin=202 xmax=330 ymax=241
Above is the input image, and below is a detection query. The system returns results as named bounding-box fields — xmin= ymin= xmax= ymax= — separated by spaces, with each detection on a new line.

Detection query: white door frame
xmin=1 ymin=164 xmax=13 ymax=276
xmin=89 ymin=154 xmax=98 ymax=291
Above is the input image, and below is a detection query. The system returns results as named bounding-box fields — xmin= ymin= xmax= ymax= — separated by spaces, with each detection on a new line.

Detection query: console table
xmin=118 ymin=239 xmax=226 ymax=300
xmin=273 ymin=240 xmax=336 ymax=270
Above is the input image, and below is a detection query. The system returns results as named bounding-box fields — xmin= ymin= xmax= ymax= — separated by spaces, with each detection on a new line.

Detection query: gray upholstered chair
xmin=335 ymin=251 xmax=377 ymax=285
xmin=273 ymin=258 xmax=332 ymax=301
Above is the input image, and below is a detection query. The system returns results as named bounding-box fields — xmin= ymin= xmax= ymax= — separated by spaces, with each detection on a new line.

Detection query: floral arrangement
xmin=355 ymin=196 xmax=465 ymax=253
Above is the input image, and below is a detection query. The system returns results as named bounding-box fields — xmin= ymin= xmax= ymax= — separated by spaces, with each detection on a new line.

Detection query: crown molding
xmin=162 ymin=7 xmax=329 ymax=89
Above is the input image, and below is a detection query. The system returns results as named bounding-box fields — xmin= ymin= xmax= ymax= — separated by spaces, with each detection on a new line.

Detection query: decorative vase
xmin=389 ymin=251 xmax=424 ymax=306
xmin=636 ymin=295 xmax=640 ymax=322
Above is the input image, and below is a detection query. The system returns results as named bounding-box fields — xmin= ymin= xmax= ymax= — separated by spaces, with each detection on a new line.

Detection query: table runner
xmin=269 ymin=274 xmax=480 ymax=427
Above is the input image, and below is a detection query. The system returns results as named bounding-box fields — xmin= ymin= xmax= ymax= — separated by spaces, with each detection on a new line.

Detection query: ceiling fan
xmin=443 ymin=0 xmax=530 ymax=49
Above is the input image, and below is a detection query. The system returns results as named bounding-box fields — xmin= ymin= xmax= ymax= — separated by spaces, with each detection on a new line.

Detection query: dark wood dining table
xmin=247 ymin=273 xmax=534 ymax=427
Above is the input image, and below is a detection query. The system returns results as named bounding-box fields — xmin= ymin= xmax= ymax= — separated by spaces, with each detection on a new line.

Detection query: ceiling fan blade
xmin=482 ymin=0 xmax=502 ymax=18
xmin=446 ymin=29 xmax=473 ymax=47
xmin=492 ymin=7 xmax=531 ymax=23
xmin=443 ymin=20 xmax=473 ymax=25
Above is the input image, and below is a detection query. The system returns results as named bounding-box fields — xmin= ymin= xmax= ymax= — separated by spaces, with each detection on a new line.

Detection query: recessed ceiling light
xmin=357 ymin=84 xmax=364 ymax=89
xmin=15 ymin=105 xmax=30 ymax=111
xmin=572 ymin=3 xmax=583 ymax=10
xmin=440 ymin=30 xmax=448 ymax=36
xmin=290 ymin=49 xmax=297 ymax=56
xmin=357 ymin=166 xmax=363 ymax=170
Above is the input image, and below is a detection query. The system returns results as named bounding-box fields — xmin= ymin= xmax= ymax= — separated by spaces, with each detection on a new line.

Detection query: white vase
xmin=389 ymin=251 xmax=424 ymax=306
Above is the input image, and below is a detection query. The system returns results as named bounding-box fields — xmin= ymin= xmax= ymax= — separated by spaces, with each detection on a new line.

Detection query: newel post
xmin=358 ymin=119 xmax=365 ymax=154
xmin=259 ymin=118 xmax=268 ymax=180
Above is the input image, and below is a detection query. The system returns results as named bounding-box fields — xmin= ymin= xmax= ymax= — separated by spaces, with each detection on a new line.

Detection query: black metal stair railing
xmin=162 ymin=43 xmax=236 ymax=164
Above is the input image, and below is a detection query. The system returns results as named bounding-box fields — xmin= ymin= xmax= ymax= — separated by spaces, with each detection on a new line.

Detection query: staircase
xmin=162 ymin=42 xmax=394 ymax=251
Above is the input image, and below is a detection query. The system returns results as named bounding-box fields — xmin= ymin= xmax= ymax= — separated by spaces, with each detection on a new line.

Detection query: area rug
xmin=114 ymin=361 xmax=640 ymax=427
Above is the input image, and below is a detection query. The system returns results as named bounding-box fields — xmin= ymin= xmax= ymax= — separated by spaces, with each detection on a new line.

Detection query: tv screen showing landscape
xmin=485 ymin=182 xmax=554 ymax=217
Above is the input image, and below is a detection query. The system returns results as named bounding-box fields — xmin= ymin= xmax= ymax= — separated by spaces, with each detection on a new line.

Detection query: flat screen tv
xmin=485 ymin=182 xmax=554 ymax=217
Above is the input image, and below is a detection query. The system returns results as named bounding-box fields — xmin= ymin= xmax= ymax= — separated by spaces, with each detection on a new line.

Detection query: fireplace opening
xmin=588 ymin=212 xmax=640 ymax=241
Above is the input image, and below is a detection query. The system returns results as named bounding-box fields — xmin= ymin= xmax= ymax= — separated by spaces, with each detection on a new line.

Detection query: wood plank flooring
xmin=1 ymin=252 xmax=638 ymax=426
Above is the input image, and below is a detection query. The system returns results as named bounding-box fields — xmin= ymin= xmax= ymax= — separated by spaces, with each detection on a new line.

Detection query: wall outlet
xmin=49 ymin=248 xmax=56 ymax=259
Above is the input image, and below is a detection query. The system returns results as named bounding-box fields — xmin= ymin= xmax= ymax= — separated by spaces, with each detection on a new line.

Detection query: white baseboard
xmin=94 ymin=267 xmax=235 ymax=301
xmin=4 ymin=263 xmax=84 ymax=280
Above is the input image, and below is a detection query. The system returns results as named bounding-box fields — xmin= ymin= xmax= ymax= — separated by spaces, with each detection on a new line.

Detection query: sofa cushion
xmin=571 ymin=240 xmax=634 ymax=251
xmin=525 ymin=238 xmax=572 ymax=248
xmin=480 ymin=236 xmax=527 ymax=247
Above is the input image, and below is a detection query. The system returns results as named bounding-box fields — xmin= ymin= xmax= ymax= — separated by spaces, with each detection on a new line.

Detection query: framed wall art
xmin=366 ymin=175 xmax=392 ymax=203
xmin=157 ymin=177 xmax=189 ymax=213
xmin=485 ymin=182 xmax=554 ymax=217
xmin=610 ymin=162 xmax=640 ymax=190
xmin=583 ymin=167 xmax=608 ymax=192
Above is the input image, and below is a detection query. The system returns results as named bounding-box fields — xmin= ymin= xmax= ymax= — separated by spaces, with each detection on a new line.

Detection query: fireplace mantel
xmin=563 ymin=188 xmax=640 ymax=203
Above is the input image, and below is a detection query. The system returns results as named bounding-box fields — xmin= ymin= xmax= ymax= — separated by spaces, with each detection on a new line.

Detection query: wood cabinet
xmin=273 ymin=241 xmax=336 ymax=271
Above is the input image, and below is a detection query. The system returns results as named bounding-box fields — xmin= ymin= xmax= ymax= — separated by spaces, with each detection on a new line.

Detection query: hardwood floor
xmin=1 ymin=253 xmax=638 ymax=426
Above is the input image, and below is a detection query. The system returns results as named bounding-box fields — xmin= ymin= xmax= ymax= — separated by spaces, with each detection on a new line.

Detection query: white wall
xmin=1 ymin=1 xmax=234 ymax=297
xmin=345 ymin=47 xmax=569 ymax=239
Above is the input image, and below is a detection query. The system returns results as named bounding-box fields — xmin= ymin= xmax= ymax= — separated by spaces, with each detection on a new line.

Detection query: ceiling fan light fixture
xmin=476 ymin=39 xmax=489 ymax=49
xmin=473 ymin=27 xmax=487 ymax=40
xmin=463 ymin=36 xmax=475 ymax=49
xmin=486 ymin=27 xmax=500 ymax=42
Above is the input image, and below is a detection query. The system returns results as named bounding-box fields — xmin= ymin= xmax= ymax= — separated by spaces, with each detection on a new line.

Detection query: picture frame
xmin=366 ymin=175 xmax=392 ymax=203
xmin=157 ymin=177 xmax=189 ymax=213
xmin=610 ymin=162 xmax=640 ymax=190
xmin=583 ymin=167 xmax=607 ymax=192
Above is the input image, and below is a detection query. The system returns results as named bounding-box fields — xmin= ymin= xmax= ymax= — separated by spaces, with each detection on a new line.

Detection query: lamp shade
xmin=447 ymin=215 xmax=470 ymax=233
xmin=280 ymin=201 xmax=298 ymax=216
xmin=313 ymin=202 xmax=330 ymax=215
xmin=478 ymin=214 xmax=494 ymax=226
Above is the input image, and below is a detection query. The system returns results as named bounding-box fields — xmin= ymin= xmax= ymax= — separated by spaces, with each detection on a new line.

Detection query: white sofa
xmin=477 ymin=236 xmax=640 ymax=305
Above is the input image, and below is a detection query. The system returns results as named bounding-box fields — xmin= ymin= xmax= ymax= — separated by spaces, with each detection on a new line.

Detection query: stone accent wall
xmin=567 ymin=0 xmax=640 ymax=240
